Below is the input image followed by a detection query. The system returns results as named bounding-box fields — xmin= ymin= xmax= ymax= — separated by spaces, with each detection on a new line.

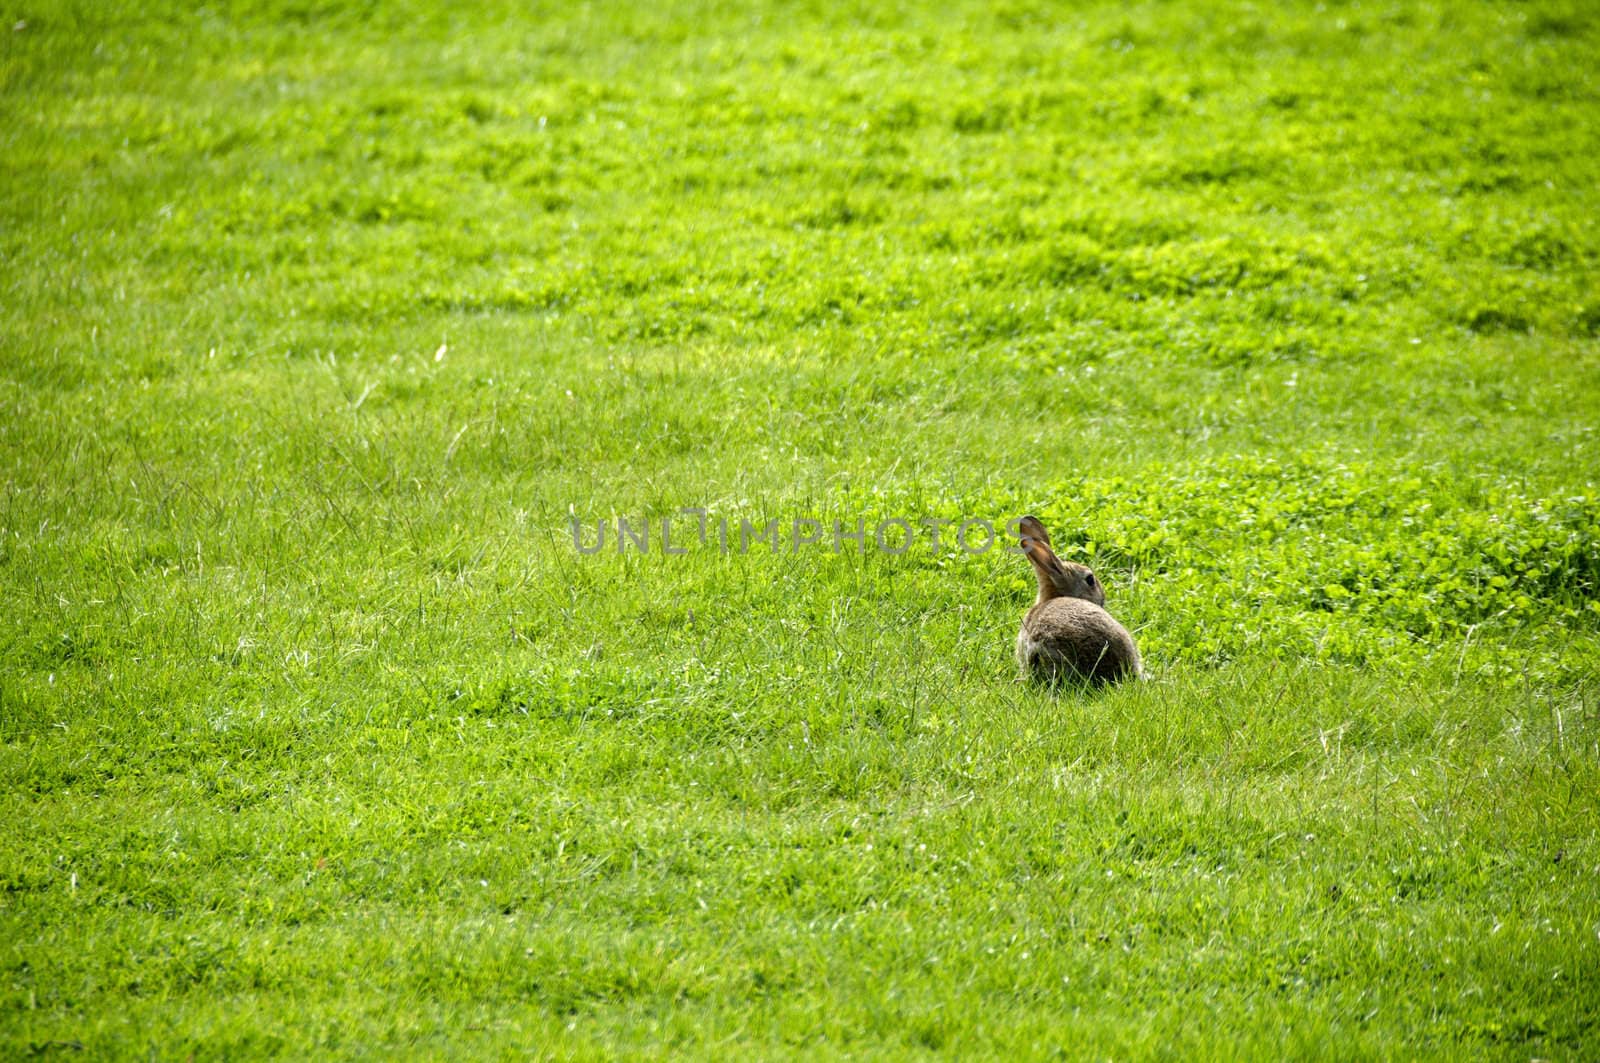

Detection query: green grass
xmin=3 ymin=0 xmax=1599 ymax=1055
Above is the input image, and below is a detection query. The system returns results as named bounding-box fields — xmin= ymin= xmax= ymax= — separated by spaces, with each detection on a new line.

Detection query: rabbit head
xmin=1017 ymin=515 xmax=1105 ymax=607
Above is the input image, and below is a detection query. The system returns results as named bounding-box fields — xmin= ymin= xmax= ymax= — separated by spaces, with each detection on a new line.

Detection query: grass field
xmin=4 ymin=0 xmax=1600 ymax=1055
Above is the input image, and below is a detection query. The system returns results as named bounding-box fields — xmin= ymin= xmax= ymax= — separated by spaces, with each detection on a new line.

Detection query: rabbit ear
xmin=1021 ymin=537 xmax=1066 ymax=576
xmin=1018 ymin=515 xmax=1052 ymax=548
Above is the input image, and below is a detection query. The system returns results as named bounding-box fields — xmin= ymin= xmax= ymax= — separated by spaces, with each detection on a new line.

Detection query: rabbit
xmin=1014 ymin=515 xmax=1142 ymax=684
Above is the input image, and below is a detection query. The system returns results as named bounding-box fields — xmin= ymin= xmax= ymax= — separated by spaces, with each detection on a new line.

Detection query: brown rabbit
xmin=1014 ymin=515 xmax=1141 ymax=684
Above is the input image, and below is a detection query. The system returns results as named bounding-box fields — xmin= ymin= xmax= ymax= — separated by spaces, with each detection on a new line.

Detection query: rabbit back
xmin=1017 ymin=597 xmax=1141 ymax=684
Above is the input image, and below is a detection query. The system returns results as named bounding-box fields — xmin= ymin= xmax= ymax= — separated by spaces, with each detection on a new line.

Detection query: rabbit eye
xmin=1085 ymin=574 xmax=1097 ymax=586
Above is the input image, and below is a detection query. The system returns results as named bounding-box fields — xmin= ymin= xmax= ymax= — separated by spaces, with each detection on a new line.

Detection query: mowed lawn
xmin=3 ymin=0 xmax=1599 ymax=1055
